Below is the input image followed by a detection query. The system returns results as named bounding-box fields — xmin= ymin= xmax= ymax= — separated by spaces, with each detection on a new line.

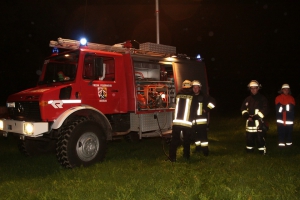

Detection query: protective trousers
xmin=246 ymin=131 xmax=266 ymax=154
xmin=277 ymin=124 xmax=293 ymax=146
xmin=193 ymin=124 xmax=209 ymax=156
xmin=169 ymin=125 xmax=192 ymax=161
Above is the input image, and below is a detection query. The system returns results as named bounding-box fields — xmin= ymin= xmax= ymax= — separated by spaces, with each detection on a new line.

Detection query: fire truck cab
xmin=0 ymin=37 xmax=209 ymax=168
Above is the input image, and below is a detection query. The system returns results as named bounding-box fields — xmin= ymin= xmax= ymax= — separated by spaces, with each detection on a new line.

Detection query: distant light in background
xmin=208 ymin=31 xmax=214 ymax=37
xmin=197 ymin=36 xmax=202 ymax=42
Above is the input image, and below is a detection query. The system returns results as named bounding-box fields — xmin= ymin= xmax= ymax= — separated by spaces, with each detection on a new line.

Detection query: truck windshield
xmin=38 ymin=51 xmax=79 ymax=85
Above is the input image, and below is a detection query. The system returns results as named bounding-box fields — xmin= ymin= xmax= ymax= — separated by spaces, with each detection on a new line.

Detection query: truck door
xmin=81 ymin=53 xmax=121 ymax=113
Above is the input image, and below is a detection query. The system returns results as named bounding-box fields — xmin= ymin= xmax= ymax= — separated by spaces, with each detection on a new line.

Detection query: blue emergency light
xmin=196 ymin=54 xmax=202 ymax=61
xmin=52 ymin=47 xmax=59 ymax=54
xmin=80 ymin=38 xmax=87 ymax=46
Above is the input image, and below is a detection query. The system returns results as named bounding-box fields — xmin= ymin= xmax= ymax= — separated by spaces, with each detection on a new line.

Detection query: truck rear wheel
xmin=56 ymin=117 xmax=107 ymax=168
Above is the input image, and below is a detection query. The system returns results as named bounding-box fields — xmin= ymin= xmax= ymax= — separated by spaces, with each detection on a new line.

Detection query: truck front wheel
xmin=56 ymin=117 xmax=107 ymax=168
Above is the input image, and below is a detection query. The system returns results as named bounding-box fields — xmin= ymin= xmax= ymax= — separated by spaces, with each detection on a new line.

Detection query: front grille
xmin=8 ymin=101 xmax=41 ymax=121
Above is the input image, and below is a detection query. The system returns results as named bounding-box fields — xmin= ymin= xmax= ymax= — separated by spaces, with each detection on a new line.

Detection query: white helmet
xmin=248 ymin=80 xmax=261 ymax=88
xmin=192 ymin=80 xmax=202 ymax=87
xmin=182 ymin=80 xmax=192 ymax=88
xmin=281 ymin=84 xmax=290 ymax=89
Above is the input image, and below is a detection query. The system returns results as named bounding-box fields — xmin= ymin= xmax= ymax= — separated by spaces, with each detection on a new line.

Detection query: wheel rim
xmin=76 ymin=132 xmax=99 ymax=161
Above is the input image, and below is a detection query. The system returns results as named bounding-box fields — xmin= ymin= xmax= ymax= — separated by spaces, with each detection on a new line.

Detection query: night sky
xmin=1 ymin=0 xmax=300 ymax=113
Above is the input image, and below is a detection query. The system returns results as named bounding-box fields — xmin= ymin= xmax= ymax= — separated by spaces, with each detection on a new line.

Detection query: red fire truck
xmin=0 ymin=37 xmax=208 ymax=168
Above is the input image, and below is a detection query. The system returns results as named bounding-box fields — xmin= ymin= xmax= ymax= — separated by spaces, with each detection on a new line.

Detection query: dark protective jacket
xmin=173 ymin=88 xmax=193 ymax=127
xmin=190 ymin=91 xmax=216 ymax=125
xmin=241 ymin=93 xmax=269 ymax=132
xmin=275 ymin=94 xmax=295 ymax=125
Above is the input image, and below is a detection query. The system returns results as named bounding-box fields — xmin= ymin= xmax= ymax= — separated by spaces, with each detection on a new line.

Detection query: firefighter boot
xmin=258 ymin=146 xmax=266 ymax=155
xmin=246 ymin=145 xmax=255 ymax=153
xmin=168 ymin=146 xmax=177 ymax=162
xmin=194 ymin=145 xmax=201 ymax=153
xmin=183 ymin=147 xmax=190 ymax=160
xmin=202 ymin=146 xmax=209 ymax=156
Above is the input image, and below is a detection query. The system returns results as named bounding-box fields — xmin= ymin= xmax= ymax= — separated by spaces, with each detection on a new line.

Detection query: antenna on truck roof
xmin=155 ymin=0 xmax=160 ymax=44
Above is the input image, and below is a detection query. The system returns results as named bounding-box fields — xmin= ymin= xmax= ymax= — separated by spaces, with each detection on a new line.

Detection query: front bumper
xmin=0 ymin=119 xmax=48 ymax=137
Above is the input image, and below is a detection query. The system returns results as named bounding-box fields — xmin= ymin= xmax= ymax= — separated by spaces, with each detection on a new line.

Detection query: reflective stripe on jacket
xmin=190 ymin=92 xmax=216 ymax=125
xmin=241 ymin=93 xmax=269 ymax=132
xmin=275 ymin=94 xmax=295 ymax=125
xmin=173 ymin=94 xmax=193 ymax=127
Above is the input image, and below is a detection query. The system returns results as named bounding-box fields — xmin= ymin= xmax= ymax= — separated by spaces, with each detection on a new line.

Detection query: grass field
xmin=1 ymin=112 xmax=300 ymax=200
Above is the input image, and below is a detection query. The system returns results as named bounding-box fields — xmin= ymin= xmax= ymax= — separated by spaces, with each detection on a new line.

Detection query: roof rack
xmin=49 ymin=37 xmax=176 ymax=58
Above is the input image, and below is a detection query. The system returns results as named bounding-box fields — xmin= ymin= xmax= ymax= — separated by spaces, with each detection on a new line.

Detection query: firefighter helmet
xmin=182 ymin=80 xmax=192 ymax=88
xmin=248 ymin=80 xmax=261 ymax=88
xmin=192 ymin=80 xmax=202 ymax=87
xmin=281 ymin=84 xmax=290 ymax=89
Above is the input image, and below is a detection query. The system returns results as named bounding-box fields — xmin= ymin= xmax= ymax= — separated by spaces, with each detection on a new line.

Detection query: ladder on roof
xmin=49 ymin=37 xmax=131 ymax=53
xmin=49 ymin=37 xmax=172 ymax=57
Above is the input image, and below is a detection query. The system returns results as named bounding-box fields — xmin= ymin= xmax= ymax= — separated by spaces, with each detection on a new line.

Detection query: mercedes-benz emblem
xmin=17 ymin=103 xmax=24 ymax=113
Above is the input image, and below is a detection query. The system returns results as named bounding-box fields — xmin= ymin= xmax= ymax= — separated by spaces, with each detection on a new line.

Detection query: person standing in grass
xmin=168 ymin=80 xmax=193 ymax=162
xmin=275 ymin=84 xmax=295 ymax=148
xmin=241 ymin=80 xmax=269 ymax=155
xmin=190 ymin=80 xmax=216 ymax=156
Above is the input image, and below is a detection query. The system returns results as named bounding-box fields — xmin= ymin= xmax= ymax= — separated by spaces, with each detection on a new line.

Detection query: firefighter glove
xmin=242 ymin=112 xmax=249 ymax=119
xmin=252 ymin=115 xmax=260 ymax=120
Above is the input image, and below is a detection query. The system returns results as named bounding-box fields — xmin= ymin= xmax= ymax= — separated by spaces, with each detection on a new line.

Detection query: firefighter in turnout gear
xmin=168 ymin=80 xmax=193 ymax=162
xmin=241 ymin=80 xmax=269 ymax=154
xmin=190 ymin=80 xmax=216 ymax=156
xmin=275 ymin=84 xmax=295 ymax=147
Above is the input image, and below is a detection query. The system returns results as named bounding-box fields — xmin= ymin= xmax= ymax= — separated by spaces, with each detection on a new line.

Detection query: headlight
xmin=0 ymin=120 xmax=3 ymax=130
xmin=24 ymin=123 xmax=34 ymax=135
xmin=7 ymin=102 xmax=15 ymax=108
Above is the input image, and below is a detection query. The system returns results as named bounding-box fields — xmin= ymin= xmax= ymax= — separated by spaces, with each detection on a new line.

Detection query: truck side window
xmin=83 ymin=55 xmax=115 ymax=81
xmin=103 ymin=58 xmax=115 ymax=81
xmin=83 ymin=55 xmax=96 ymax=79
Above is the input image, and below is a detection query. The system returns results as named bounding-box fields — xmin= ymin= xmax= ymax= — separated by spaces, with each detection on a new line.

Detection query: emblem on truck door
xmin=98 ymin=87 xmax=107 ymax=101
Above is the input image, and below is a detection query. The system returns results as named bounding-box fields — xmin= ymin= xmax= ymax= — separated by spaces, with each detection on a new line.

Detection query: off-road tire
xmin=56 ymin=117 xmax=107 ymax=168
